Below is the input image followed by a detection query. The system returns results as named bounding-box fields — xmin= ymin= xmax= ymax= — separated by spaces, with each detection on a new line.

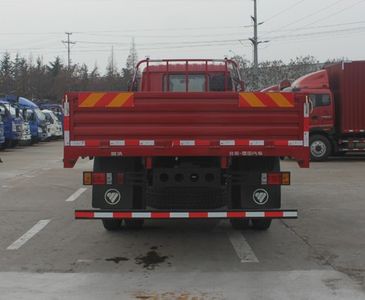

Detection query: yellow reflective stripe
xmin=268 ymin=93 xmax=293 ymax=107
xmin=79 ymin=93 xmax=105 ymax=107
xmin=106 ymin=93 xmax=133 ymax=107
xmin=241 ymin=93 xmax=266 ymax=107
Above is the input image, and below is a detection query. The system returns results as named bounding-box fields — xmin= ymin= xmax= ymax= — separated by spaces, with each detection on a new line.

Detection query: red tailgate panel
xmin=64 ymin=92 xmax=309 ymax=168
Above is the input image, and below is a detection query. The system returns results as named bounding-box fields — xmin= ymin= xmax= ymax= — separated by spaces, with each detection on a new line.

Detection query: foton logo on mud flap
xmin=252 ymin=189 xmax=269 ymax=205
xmin=104 ymin=189 xmax=121 ymax=205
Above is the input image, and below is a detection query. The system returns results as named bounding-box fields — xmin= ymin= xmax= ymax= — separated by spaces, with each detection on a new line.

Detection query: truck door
xmin=308 ymin=94 xmax=334 ymax=130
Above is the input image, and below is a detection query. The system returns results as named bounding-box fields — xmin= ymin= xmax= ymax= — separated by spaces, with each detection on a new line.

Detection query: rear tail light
xmin=83 ymin=172 xmax=92 ymax=185
xmin=82 ymin=172 xmax=124 ymax=185
xmin=92 ymin=173 xmax=106 ymax=185
xmin=261 ymin=172 xmax=290 ymax=185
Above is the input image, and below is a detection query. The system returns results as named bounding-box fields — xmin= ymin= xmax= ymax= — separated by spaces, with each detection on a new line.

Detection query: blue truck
xmin=5 ymin=96 xmax=49 ymax=143
xmin=0 ymin=106 xmax=5 ymax=147
xmin=0 ymin=99 xmax=23 ymax=148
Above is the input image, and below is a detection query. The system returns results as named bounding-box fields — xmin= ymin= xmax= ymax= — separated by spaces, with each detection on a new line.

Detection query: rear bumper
xmin=75 ymin=209 xmax=298 ymax=220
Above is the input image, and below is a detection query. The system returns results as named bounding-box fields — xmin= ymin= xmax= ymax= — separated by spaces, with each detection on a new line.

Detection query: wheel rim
xmin=311 ymin=140 xmax=326 ymax=158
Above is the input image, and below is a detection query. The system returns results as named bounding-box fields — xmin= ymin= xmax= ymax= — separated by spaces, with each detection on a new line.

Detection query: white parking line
xmin=7 ymin=220 xmax=51 ymax=250
xmin=227 ymin=230 xmax=259 ymax=263
xmin=65 ymin=188 xmax=87 ymax=202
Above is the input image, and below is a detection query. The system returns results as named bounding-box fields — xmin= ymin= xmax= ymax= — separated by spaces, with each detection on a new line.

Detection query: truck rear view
xmin=64 ymin=59 xmax=309 ymax=231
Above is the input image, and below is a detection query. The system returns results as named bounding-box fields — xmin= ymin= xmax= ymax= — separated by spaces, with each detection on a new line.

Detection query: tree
xmin=0 ymin=52 xmax=14 ymax=93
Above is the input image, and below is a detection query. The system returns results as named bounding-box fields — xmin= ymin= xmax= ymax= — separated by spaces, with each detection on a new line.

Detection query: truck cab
xmin=0 ymin=106 xmax=5 ymax=147
xmin=15 ymin=97 xmax=49 ymax=143
xmin=0 ymin=100 xmax=23 ymax=148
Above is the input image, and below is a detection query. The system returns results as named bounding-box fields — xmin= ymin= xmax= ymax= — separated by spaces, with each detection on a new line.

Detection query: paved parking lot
xmin=0 ymin=142 xmax=364 ymax=299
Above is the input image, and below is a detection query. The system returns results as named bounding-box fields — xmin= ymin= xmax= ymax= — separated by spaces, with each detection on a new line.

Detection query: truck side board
xmin=64 ymin=91 xmax=309 ymax=168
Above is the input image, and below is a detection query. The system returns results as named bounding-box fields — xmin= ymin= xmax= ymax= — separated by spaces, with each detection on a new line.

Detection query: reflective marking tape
xmin=246 ymin=212 xmax=265 ymax=218
xmin=132 ymin=212 xmax=152 ymax=218
xmin=64 ymin=130 xmax=70 ymax=146
xmin=304 ymin=132 xmax=309 ymax=147
xmin=70 ymin=140 xmax=85 ymax=147
xmin=63 ymin=99 xmax=70 ymax=117
xmin=288 ymin=140 xmax=304 ymax=146
xmin=180 ymin=140 xmax=195 ymax=146
xmin=94 ymin=212 xmax=113 ymax=218
xmin=208 ymin=212 xmax=228 ymax=218
xmin=283 ymin=211 xmax=298 ymax=218
xmin=139 ymin=140 xmax=155 ymax=146
xmin=220 ymin=140 xmax=235 ymax=146
xmin=75 ymin=210 xmax=298 ymax=219
xmin=170 ymin=212 xmax=189 ymax=218
xmin=249 ymin=140 xmax=265 ymax=146
xmin=110 ymin=140 xmax=125 ymax=146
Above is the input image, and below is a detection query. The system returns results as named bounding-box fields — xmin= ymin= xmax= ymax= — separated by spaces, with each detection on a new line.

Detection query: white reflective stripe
xmin=349 ymin=130 xmax=354 ymax=132
xmin=170 ymin=212 xmax=189 ymax=218
xmin=139 ymin=140 xmax=155 ymax=146
xmin=304 ymin=102 xmax=309 ymax=118
xmin=360 ymin=130 xmax=365 ymax=133
xmin=94 ymin=212 xmax=113 ymax=218
xmin=208 ymin=212 xmax=228 ymax=218
xmin=64 ymin=99 xmax=70 ymax=116
xmin=304 ymin=131 xmax=309 ymax=147
xmin=64 ymin=130 xmax=70 ymax=146
xmin=246 ymin=212 xmax=265 ymax=218
xmin=283 ymin=211 xmax=298 ymax=217
xmin=132 ymin=212 xmax=151 ymax=218
xmin=249 ymin=140 xmax=265 ymax=146
xmin=180 ymin=140 xmax=195 ymax=146
xmin=288 ymin=140 xmax=303 ymax=146
xmin=220 ymin=140 xmax=235 ymax=146
xmin=261 ymin=173 xmax=267 ymax=185
xmin=70 ymin=140 xmax=85 ymax=147
xmin=110 ymin=140 xmax=125 ymax=146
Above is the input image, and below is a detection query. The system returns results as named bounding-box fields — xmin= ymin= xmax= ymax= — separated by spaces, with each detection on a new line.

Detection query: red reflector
xmin=92 ymin=173 xmax=106 ymax=185
xmin=75 ymin=211 xmax=94 ymax=218
xmin=267 ymin=173 xmax=282 ymax=185
xmin=116 ymin=173 xmax=124 ymax=185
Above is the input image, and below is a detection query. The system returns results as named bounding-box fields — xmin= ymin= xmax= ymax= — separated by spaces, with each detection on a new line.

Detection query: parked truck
xmin=0 ymin=106 xmax=5 ymax=147
xmin=64 ymin=59 xmax=309 ymax=231
xmin=0 ymin=99 xmax=23 ymax=148
xmin=269 ymin=61 xmax=365 ymax=161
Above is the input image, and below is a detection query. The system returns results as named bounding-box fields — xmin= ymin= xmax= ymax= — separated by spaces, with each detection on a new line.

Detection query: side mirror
xmin=15 ymin=107 xmax=20 ymax=118
xmin=0 ymin=107 xmax=5 ymax=115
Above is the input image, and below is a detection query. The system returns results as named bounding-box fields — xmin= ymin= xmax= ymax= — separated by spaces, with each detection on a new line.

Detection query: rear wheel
xmin=310 ymin=134 xmax=332 ymax=161
xmin=251 ymin=219 xmax=272 ymax=230
xmin=102 ymin=219 xmax=122 ymax=231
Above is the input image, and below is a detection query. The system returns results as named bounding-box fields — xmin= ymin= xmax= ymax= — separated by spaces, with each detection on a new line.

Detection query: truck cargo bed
xmin=63 ymin=91 xmax=309 ymax=168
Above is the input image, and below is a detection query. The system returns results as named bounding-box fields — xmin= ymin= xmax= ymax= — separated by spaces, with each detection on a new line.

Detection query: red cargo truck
xmin=63 ymin=59 xmax=309 ymax=231
xmin=265 ymin=61 xmax=365 ymax=161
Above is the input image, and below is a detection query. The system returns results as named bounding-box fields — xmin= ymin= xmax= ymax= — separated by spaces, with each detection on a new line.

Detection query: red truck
xmin=263 ymin=61 xmax=365 ymax=161
xmin=63 ymin=59 xmax=309 ymax=231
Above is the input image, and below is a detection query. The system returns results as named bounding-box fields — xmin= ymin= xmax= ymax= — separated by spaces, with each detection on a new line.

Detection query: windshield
xmin=34 ymin=108 xmax=46 ymax=121
xmin=2 ymin=103 xmax=16 ymax=117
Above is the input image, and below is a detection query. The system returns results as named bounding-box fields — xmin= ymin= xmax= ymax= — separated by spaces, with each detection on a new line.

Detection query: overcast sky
xmin=1 ymin=0 xmax=364 ymax=71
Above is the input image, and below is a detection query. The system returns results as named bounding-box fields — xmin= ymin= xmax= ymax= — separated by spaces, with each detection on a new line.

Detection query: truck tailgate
xmin=64 ymin=92 xmax=309 ymax=168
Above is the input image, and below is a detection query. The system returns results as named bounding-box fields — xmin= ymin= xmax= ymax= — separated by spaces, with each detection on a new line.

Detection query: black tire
xmin=230 ymin=219 xmax=250 ymax=230
xmin=102 ymin=219 xmax=122 ymax=231
xmin=124 ymin=219 xmax=144 ymax=229
xmin=310 ymin=134 xmax=332 ymax=162
xmin=252 ymin=219 xmax=272 ymax=230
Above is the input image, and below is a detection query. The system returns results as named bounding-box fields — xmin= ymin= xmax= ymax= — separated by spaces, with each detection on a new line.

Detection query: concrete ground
xmin=0 ymin=141 xmax=364 ymax=299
